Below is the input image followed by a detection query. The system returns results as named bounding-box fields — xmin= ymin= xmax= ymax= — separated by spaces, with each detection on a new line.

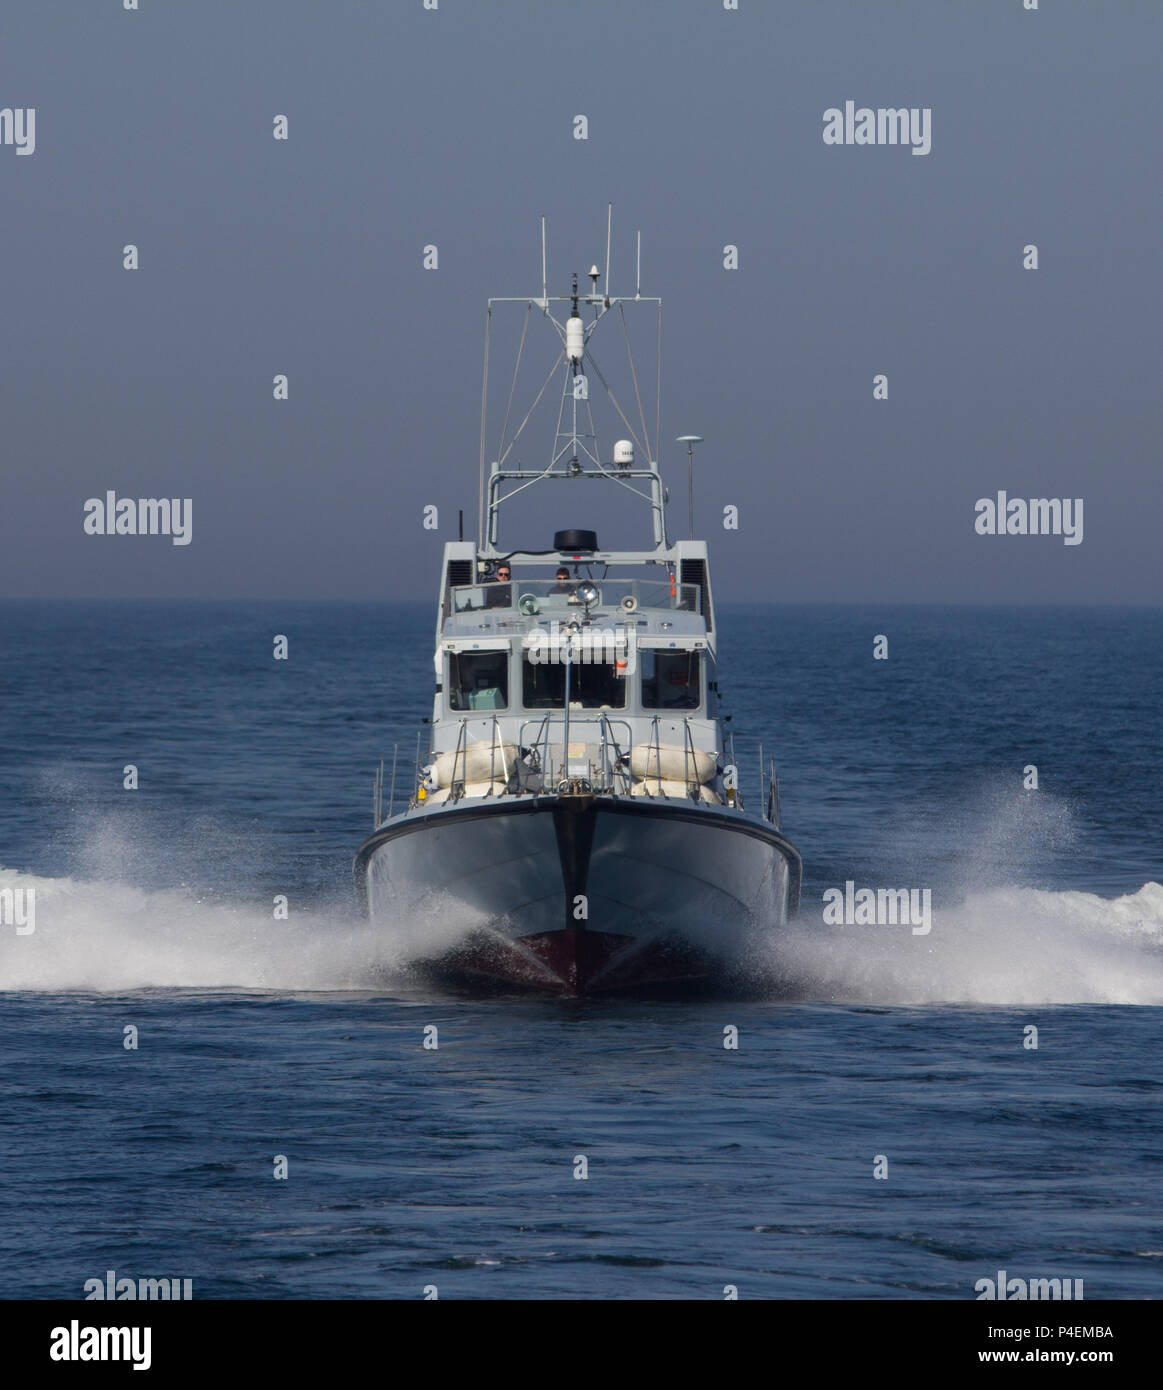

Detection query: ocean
xmin=1 ymin=600 xmax=1160 ymax=1299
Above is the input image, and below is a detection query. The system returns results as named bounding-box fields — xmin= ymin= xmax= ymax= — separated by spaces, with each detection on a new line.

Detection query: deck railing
xmin=517 ymin=712 xmax=635 ymax=794
xmin=372 ymin=717 xmax=787 ymax=825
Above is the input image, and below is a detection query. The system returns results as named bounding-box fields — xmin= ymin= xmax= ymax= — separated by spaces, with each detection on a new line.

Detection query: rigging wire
xmin=584 ymin=347 xmax=645 ymax=459
xmin=496 ymin=349 xmax=565 ymax=468
xmin=498 ymin=303 xmax=531 ymax=463
xmin=619 ymin=302 xmax=652 ymax=467
xmin=477 ymin=307 xmax=491 ymax=549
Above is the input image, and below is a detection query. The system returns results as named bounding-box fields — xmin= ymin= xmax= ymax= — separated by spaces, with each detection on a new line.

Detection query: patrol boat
xmin=355 ymin=220 xmax=801 ymax=994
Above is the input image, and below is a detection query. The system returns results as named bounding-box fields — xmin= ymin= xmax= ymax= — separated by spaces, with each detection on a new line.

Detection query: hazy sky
xmin=1 ymin=0 xmax=1159 ymax=603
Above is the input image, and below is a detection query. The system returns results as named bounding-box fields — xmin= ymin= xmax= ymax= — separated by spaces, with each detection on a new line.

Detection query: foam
xmin=0 ymin=865 xmax=390 ymax=993
xmin=763 ymin=881 xmax=1163 ymax=1005
xmin=3 ymin=862 xmax=1161 ymax=1003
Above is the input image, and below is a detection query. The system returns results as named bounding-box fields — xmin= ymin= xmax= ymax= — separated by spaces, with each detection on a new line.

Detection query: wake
xmin=2 ymin=864 xmax=1162 ymax=1004
xmin=760 ymin=881 xmax=1163 ymax=1006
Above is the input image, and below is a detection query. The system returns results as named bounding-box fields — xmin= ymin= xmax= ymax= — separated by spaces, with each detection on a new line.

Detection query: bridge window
xmin=641 ymin=650 xmax=701 ymax=710
xmin=448 ymin=651 xmax=509 ymax=710
xmin=522 ymin=658 xmax=626 ymax=709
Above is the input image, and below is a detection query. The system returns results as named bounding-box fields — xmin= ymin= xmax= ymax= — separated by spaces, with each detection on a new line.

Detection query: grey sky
xmin=1 ymin=0 xmax=1159 ymax=602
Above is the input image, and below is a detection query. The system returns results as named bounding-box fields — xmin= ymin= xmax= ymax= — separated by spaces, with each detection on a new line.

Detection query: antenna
xmin=540 ymin=215 xmax=547 ymax=307
xmin=676 ymin=435 xmax=703 ymax=539
xmin=605 ymin=202 xmax=612 ymax=301
xmin=482 ymin=212 xmax=668 ymax=551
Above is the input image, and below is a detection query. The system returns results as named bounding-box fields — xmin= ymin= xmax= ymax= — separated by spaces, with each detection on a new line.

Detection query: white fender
xmin=629 ymin=743 xmax=716 ymax=784
xmin=424 ymin=781 xmax=506 ymax=805
xmin=432 ymin=738 xmax=517 ymax=788
xmin=629 ymin=778 xmax=722 ymax=804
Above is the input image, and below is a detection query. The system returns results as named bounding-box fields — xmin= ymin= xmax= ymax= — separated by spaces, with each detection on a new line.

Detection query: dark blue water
xmin=2 ymin=602 xmax=1161 ymax=1298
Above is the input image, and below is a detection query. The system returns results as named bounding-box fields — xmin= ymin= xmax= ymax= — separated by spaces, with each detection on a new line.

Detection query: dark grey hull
xmin=354 ymin=793 xmax=802 ymax=995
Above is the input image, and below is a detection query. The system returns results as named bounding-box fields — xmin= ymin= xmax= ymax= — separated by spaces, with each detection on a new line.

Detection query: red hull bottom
xmin=422 ymin=926 xmax=716 ymax=997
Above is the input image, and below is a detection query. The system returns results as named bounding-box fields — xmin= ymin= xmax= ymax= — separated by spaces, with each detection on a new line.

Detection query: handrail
xmin=488 ymin=713 xmax=510 ymax=788
xmin=449 ymin=721 xmax=469 ymax=802
xmin=450 ymin=577 xmax=702 ymax=615
xmin=517 ymin=714 xmax=552 ymax=788
xmin=517 ymin=712 xmax=633 ymax=793
xmin=598 ymin=712 xmax=632 ymax=793
xmin=681 ymin=717 xmax=701 ymax=795
xmin=412 ymin=711 xmax=732 ymax=808
xmin=767 ymin=756 xmax=781 ymax=827
xmin=646 ymin=715 xmax=662 ymax=785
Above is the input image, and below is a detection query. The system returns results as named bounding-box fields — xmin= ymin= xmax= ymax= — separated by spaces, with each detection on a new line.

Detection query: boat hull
xmin=354 ymin=794 xmax=801 ymax=996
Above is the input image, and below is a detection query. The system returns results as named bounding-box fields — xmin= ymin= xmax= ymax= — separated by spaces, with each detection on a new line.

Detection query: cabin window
xmin=641 ymin=649 xmax=701 ymax=710
xmin=522 ymin=658 xmax=626 ymax=710
xmin=448 ymin=651 xmax=509 ymax=710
